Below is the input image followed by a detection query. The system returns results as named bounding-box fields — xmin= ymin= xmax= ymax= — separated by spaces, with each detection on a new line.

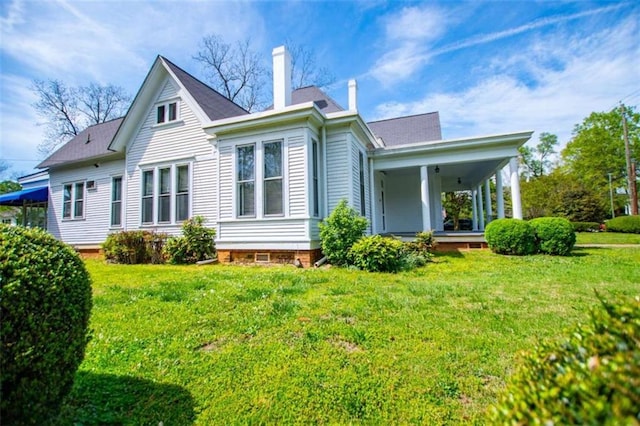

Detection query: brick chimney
xmin=272 ymin=46 xmax=291 ymax=110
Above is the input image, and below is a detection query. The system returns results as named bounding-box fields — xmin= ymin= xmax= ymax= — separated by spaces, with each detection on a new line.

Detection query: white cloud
xmin=373 ymin=17 xmax=640 ymax=149
xmin=369 ymin=5 xmax=448 ymax=85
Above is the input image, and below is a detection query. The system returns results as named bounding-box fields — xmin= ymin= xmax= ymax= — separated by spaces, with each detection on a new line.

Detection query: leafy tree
xmin=562 ymin=106 xmax=639 ymax=204
xmin=519 ymin=132 xmax=558 ymax=179
xmin=194 ymin=35 xmax=335 ymax=112
xmin=32 ymin=80 xmax=131 ymax=156
xmin=442 ymin=191 xmax=471 ymax=230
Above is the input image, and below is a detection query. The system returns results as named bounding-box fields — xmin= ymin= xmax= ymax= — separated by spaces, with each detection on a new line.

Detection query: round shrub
xmin=319 ymin=200 xmax=368 ymax=266
xmin=530 ymin=217 xmax=576 ymax=256
xmin=489 ymin=295 xmax=640 ymax=424
xmin=605 ymin=215 xmax=640 ymax=234
xmin=485 ymin=218 xmax=537 ymax=255
xmin=0 ymin=225 xmax=92 ymax=424
xmin=348 ymin=235 xmax=405 ymax=273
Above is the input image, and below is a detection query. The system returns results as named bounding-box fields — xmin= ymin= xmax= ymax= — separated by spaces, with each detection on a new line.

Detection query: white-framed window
xmin=176 ymin=165 xmax=189 ymax=222
xmin=359 ymin=151 xmax=366 ymax=216
xmin=237 ymin=144 xmax=256 ymax=217
xmin=156 ymin=100 xmax=179 ymax=124
xmin=158 ymin=167 xmax=171 ymax=223
xmin=62 ymin=181 xmax=85 ymax=220
xmin=312 ymin=140 xmax=319 ymax=217
xmin=263 ymin=140 xmax=283 ymax=216
xmin=140 ymin=163 xmax=190 ymax=225
xmin=111 ymin=176 xmax=123 ymax=227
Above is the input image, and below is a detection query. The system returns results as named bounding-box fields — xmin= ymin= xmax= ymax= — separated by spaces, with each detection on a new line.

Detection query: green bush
xmin=606 ymin=216 xmax=640 ymax=234
xmin=319 ymin=200 xmax=368 ymax=266
xmin=164 ymin=216 xmax=217 ymax=264
xmin=485 ymin=218 xmax=537 ymax=255
xmin=103 ymin=230 xmax=167 ymax=264
xmin=530 ymin=217 xmax=576 ymax=256
xmin=349 ymin=235 xmax=405 ymax=273
xmin=572 ymin=221 xmax=601 ymax=232
xmin=402 ymin=231 xmax=436 ymax=268
xmin=0 ymin=225 xmax=92 ymax=424
xmin=489 ymin=294 xmax=640 ymax=424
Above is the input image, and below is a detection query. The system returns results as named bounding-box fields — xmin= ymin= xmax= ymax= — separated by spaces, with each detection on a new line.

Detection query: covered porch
xmin=370 ymin=131 xmax=533 ymax=237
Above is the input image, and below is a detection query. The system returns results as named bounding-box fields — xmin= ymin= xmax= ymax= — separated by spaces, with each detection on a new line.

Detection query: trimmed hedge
xmin=489 ymin=294 xmax=640 ymax=424
xmin=605 ymin=216 xmax=640 ymax=234
xmin=572 ymin=221 xmax=601 ymax=232
xmin=0 ymin=225 xmax=92 ymax=424
xmin=349 ymin=235 xmax=405 ymax=273
xmin=103 ymin=230 xmax=167 ymax=264
xmin=485 ymin=218 xmax=537 ymax=255
xmin=530 ymin=217 xmax=576 ymax=256
xmin=319 ymin=200 xmax=368 ymax=266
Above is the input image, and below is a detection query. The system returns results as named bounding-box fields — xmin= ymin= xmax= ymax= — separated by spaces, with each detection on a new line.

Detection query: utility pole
xmin=621 ymin=104 xmax=638 ymax=215
xmin=608 ymin=172 xmax=615 ymax=218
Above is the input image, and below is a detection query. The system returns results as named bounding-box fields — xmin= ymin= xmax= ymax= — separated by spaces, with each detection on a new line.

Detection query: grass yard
xmin=576 ymin=231 xmax=640 ymax=245
xmin=56 ymin=248 xmax=640 ymax=424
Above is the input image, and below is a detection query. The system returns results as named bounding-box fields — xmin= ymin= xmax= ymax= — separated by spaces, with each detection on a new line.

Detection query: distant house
xmin=35 ymin=46 xmax=532 ymax=265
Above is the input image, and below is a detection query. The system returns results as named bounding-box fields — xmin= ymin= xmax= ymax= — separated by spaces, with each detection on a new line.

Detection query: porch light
xmin=457 ymin=177 xmax=461 ymax=184
xmin=435 ymin=165 xmax=440 ymax=173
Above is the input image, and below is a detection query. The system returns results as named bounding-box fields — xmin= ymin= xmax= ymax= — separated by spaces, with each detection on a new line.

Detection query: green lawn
xmin=576 ymin=231 xmax=640 ymax=245
xmin=57 ymin=248 xmax=640 ymax=424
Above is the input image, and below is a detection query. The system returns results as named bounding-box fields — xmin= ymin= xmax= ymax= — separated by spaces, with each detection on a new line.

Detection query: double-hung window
xmin=312 ymin=141 xmax=319 ymax=217
xmin=111 ymin=176 xmax=123 ymax=227
xmin=158 ymin=167 xmax=171 ymax=223
xmin=141 ymin=164 xmax=190 ymax=225
xmin=176 ymin=165 xmax=189 ymax=222
xmin=141 ymin=170 xmax=154 ymax=224
xmin=263 ymin=141 xmax=283 ymax=216
xmin=62 ymin=181 xmax=85 ymax=219
xmin=156 ymin=101 xmax=179 ymax=124
xmin=237 ymin=145 xmax=255 ymax=217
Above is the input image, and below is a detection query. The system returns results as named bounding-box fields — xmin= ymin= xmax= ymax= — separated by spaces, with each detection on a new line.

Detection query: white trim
xmin=509 ymin=157 xmax=523 ymax=219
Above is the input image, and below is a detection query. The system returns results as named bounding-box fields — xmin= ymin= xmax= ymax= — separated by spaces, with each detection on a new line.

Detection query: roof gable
xmin=161 ymin=57 xmax=248 ymax=120
xmin=38 ymin=118 xmax=123 ymax=169
xmin=367 ymin=112 xmax=442 ymax=147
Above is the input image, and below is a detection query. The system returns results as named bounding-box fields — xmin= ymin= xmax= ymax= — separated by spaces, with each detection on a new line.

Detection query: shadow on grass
xmin=55 ymin=372 xmax=196 ymax=425
xmin=433 ymin=250 xmax=466 ymax=259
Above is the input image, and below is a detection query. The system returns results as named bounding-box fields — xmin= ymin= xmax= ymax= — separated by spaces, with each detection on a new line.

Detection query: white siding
xmin=218 ymin=219 xmax=307 ymax=241
xmin=288 ymin=135 xmax=306 ymax=217
xmin=125 ymin=77 xmax=216 ymax=233
xmin=218 ymin=145 xmax=234 ymax=219
xmin=326 ymin=132 xmax=349 ymax=212
xmin=48 ymin=159 xmax=125 ymax=245
xmin=350 ymin=136 xmax=372 ymax=232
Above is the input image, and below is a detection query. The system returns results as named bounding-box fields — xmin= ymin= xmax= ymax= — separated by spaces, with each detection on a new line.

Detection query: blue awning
xmin=0 ymin=186 xmax=48 ymax=206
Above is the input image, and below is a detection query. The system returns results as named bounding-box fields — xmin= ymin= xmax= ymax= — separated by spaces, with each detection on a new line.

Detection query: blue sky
xmin=1 ymin=0 xmax=638 ymax=178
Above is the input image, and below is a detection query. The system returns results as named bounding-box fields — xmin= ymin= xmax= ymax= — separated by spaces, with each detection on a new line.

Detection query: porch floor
xmin=383 ymin=231 xmax=487 ymax=251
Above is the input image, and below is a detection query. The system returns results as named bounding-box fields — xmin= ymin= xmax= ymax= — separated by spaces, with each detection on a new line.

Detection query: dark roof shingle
xmin=367 ymin=112 xmax=442 ymax=147
xmin=38 ymin=118 xmax=123 ymax=169
xmin=162 ymin=57 xmax=248 ymax=120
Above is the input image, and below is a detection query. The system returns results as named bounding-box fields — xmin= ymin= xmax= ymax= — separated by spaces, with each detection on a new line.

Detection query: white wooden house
xmin=36 ymin=46 xmax=532 ymax=265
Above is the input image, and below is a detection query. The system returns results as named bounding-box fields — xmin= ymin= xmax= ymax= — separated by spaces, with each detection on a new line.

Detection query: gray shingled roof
xmin=266 ymin=86 xmax=344 ymax=113
xmin=367 ymin=112 xmax=442 ymax=147
xmin=38 ymin=118 xmax=123 ymax=169
xmin=162 ymin=57 xmax=248 ymax=120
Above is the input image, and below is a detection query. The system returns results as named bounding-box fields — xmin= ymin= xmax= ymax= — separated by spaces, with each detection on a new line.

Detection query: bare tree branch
xmin=32 ymin=80 xmax=131 ymax=157
xmin=285 ymin=40 xmax=336 ymax=89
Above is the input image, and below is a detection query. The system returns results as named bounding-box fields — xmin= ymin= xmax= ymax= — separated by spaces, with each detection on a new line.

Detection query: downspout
xmin=322 ymin=125 xmax=328 ymax=218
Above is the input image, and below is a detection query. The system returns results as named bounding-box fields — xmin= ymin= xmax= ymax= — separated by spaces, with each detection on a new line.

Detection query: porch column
xmin=420 ymin=166 xmax=432 ymax=230
xmin=432 ymin=174 xmax=444 ymax=231
xmin=471 ymin=188 xmax=478 ymax=231
xmin=477 ymin=185 xmax=485 ymax=231
xmin=485 ymin=179 xmax=493 ymax=224
xmin=496 ymin=171 xmax=505 ymax=219
xmin=509 ymin=157 xmax=523 ymax=219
